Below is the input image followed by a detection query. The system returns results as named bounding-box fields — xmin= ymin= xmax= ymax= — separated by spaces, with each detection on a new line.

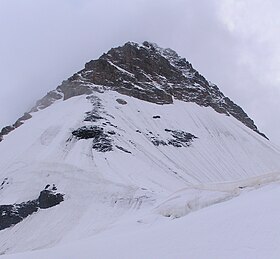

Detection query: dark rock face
xmin=72 ymin=126 xmax=102 ymax=139
xmin=54 ymin=41 xmax=265 ymax=138
xmin=151 ymin=138 xmax=168 ymax=146
xmin=92 ymin=135 xmax=113 ymax=152
xmin=147 ymin=129 xmax=197 ymax=147
xmin=165 ymin=129 xmax=197 ymax=147
xmin=0 ymin=185 xmax=64 ymax=231
xmin=0 ymin=126 xmax=14 ymax=136
xmin=0 ymin=201 xmax=38 ymax=231
xmin=38 ymin=190 xmax=64 ymax=209
xmin=84 ymin=95 xmax=104 ymax=122
xmin=72 ymin=126 xmax=113 ymax=152
xmin=0 ymin=90 xmax=63 ymax=142
xmin=0 ymin=113 xmax=33 ymax=142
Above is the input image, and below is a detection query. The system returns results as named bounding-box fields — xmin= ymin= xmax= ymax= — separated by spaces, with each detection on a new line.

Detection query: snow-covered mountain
xmin=1 ymin=42 xmax=280 ymax=258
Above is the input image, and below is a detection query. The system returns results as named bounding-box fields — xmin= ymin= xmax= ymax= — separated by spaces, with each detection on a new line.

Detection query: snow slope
xmin=2 ymin=180 xmax=280 ymax=259
xmin=0 ymin=90 xmax=280 ymax=256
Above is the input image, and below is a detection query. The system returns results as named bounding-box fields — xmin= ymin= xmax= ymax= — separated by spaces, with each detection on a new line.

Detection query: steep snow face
xmin=0 ymin=91 xmax=280 ymax=254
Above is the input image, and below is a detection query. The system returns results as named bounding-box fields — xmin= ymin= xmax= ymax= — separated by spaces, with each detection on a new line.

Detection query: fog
xmin=0 ymin=0 xmax=279 ymax=144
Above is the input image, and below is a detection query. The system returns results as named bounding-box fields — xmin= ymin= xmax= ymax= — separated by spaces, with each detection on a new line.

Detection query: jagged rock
xmin=84 ymin=112 xmax=103 ymax=122
xmin=166 ymin=129 xmax=197 ymax=147
xmin=92 ymin=136 xmax=113 ymax=152
xmin=0 ymin=201 xmax=38 ymax=231
xmin=0 ymin=185 xmax=64 ymax=231
xmin=0 ymin=113 xmax=33 ymax=142
xmin=151 ymin=138 xmax=168 ymax=146
xmin=72 ymin=126 xmax=113 ymax=152
xmin=38 ymin=190 xmax=64 ymax=209
xmin=72 ymin=126 xmax=103 ymax=139
xmin=84 ymin=95 xmax=104 ymax=122
xmin=0 ymin=126 xmax=14 ymax=136
xmin=167 ymin=139 xmax=183 ymax=147
xmin=148 ymin=129 xmax=197 ymax=147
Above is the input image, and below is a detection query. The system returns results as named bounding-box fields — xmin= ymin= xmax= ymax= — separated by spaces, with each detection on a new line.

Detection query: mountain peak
xmin=1 ymin=41 xmax=280 ymax=256
xmin=62 ymin=41 xmax=266 ymax=138
xmin=0 ymin=41 xmax=267 ymax=141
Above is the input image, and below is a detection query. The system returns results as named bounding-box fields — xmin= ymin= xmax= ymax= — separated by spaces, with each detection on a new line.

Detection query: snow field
xmin=0 ymin=91 xmax=280 ymax=256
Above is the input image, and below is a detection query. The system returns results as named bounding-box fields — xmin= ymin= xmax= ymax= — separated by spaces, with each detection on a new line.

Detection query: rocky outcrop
xmin=0 ymin=89 xmax=63 ymax=142
xmin=0 ymin=185 xmax=64 ymax=231
xmin=30 ymin=90 xmax=63 ymax=112
xmin=72 ymin=126 xmax=114 ymax=152
xmin=147 ymin=129 xmax=197 ymax=147
xmin=0 ymin=113 xmax=32 ymax=142
xmin=165 ymin=129 xmax=198 ymax=147
xmin=38 ymin=187 xmax=64 ymax=209
xmin=0 ymin=201 xmax=38 ymax=231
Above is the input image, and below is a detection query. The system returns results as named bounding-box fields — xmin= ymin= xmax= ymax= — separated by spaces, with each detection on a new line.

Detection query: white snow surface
xmin=3 ymin=181 xmax=280 ymax=259
xmin=1 ymin=91 xmax=280 ymax=258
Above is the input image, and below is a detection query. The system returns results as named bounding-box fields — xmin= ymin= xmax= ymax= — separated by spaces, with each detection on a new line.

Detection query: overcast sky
xmin=0 ymin=0 xmax=280 ymax=144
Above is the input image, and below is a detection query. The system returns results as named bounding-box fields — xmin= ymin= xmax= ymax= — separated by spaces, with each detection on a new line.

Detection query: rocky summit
xmin=0 ymin=41 xmax=266 ymax=141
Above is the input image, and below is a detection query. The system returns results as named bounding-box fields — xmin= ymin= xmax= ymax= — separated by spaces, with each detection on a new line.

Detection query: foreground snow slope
xmin=0 ymin=91 xmax=280 ymax=255
xmin=3 ymin=181 xmax=280 ymax=259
